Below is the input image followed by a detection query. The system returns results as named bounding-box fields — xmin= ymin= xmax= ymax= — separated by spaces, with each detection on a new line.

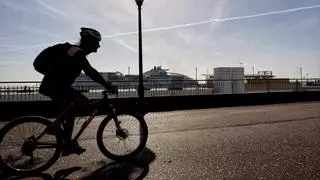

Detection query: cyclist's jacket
xmin=37 ymin=42 xmax=89 ymax=95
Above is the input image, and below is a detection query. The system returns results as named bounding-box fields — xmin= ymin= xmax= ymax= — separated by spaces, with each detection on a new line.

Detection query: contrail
xmin=102 ymin=4 xmax=320 ymax=38
xmin=4 ymin=4 xmax=320 ymax=51
xmin=214 ymin=4 xmax=320 ymax=22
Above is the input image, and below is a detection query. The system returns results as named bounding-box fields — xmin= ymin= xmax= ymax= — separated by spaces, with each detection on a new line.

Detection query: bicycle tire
xmin=0 ymin=116 xmax=63 ymax=176
xmin=96 ymin=112 xmax=148 ymax=160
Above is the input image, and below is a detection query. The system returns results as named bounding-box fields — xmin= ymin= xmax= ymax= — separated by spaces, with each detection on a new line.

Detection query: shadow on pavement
xmin=1 ymin=167 xmax=81 ymax=180
xmin=0 ymin=147 xmax=156 ymax=180
xmin=82 ymin=147 xmax=156 ymax=180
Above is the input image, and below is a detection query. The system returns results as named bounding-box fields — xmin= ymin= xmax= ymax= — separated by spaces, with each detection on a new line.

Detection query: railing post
xmin=231 ymin=80 xmax=234 ymax=94
xmin=266 ymin=78 xmax=270 ymax=93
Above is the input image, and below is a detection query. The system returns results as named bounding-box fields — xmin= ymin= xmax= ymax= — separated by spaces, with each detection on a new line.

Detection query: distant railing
xmin=0 ymin=79 xmax=319 ymax=101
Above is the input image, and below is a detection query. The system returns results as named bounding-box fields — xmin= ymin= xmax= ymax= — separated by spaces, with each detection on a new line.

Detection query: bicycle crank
xmin=21 ymin=136 xmax=37 ymax=157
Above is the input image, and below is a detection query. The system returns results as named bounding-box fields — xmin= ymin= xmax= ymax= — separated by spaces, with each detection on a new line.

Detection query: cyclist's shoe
xmin=61 ymin=141 xmax=86 ymax=156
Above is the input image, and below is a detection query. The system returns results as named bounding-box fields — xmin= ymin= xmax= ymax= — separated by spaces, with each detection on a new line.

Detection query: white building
xmin=213 ymin=67 xmax=245 ymax=94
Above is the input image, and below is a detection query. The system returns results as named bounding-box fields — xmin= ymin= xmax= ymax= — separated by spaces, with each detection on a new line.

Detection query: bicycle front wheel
xmin=97 ymin=112 xmax=148 ymax=160
xmin=0 ymin=116 xmax=62 ymax=176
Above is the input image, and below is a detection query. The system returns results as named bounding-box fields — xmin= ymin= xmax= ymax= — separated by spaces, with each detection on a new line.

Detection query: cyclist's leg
xmin=60 ymin=87 xmax=89 ymax=155
xmin=62 ymin=87 xmax=89 ymax=140
xmin=43 ymin=91 xmax=72 ymax=136
xmin=44 ymin=87 xmax=89 ymax=155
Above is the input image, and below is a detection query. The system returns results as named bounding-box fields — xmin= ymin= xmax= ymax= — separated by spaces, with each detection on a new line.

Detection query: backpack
xmin=33 ymin=43 xmax=73 ymax=75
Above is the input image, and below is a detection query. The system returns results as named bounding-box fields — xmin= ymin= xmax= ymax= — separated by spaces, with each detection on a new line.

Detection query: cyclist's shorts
xmin=43 ymin=87 xmax=89 ymax=110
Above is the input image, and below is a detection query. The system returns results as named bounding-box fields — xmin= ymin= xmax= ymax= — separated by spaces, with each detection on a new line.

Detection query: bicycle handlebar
xmin=102 ymin=90 xmax=118 ymax=97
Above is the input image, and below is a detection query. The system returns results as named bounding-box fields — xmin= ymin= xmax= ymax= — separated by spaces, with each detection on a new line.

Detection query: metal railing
xmin=0 ymin=79 xmax=319 ymax=101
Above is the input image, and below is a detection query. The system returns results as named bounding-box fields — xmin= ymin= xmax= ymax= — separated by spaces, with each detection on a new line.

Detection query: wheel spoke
xmin=34 ymin=149 xmax=53 ymax=164
xmin=125 ymin=139 xmax=135 ymax=153
xmin=103 ymin=135 xmax=116 ymax=139
xmin=33 ymin=122 xmax=41 ymax=135
xmin=31 ymin=122 xmax=35 ymax=137
xmin=0 ymin=139 xmax=22 ymax=147
xmin=34 ymin=141 xmax=58 ymax=149
xmin=124 ymin=140 xmax=132 ymax=153
xmin=15 ymin=124 xmax=23 ymax=140
xmin=128 ymin=137 xmax=138 ymax=150
xmin=98 ymin=113 xmax=146 ymax=158
xmin=9 ymin=128 xmax=24 ymax=142
xmin=31 ymin=122 xmax=43 ymax=136
xmin=20 ymin=124 xmax=26 ymax=140
xmin=0 ymin=117 xmax=61 ymax=173
xmin=128 ymin=118 xmax=136 ymax=131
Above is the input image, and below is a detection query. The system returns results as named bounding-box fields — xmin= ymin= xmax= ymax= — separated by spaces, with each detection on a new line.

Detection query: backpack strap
xmin=67 ymin=46 xmax=83 ymax=57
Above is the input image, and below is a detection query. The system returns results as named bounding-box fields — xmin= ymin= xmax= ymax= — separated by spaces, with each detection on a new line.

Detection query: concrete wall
xmin=245 ymin=79 xmax=296 ymax=92
xmin=0 ymin=91 xmax=319 ymax=121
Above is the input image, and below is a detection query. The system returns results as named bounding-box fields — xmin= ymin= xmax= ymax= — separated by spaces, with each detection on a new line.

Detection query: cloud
xmin=0 ymin=44 xmax=23 ymax=49
xmin=214 ymin=52 xmax=221 ymax=56
xmin=295 ymin=17 xmax=319 ymax=28
xmin=3 ymin=0 xmax=32 ymax=13
xmin=102 ymin=12 xmax=133 ymax=25
xmin=35 ymin=0 xmax=71 ymax=20
xmin=0 ymin=43 xmax=56 ymax=52
xmin=0 ymin=59 xmax=24 ymax=66
xmin=13 ymin=24 xmax=62 ymax=38
xmin=178 ymin=32 xmax=194 ymax=45
xmin=114 ymin=39 xmax=138 ymax=52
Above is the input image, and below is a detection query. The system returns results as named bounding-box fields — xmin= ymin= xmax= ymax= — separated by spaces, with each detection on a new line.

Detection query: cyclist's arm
xmin=82 ymin=58 xmax=113 ymax=89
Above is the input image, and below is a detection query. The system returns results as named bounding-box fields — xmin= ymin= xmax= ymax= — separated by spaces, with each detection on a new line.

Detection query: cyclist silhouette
xmin=34 ymin=27 xmax=118 ymax=156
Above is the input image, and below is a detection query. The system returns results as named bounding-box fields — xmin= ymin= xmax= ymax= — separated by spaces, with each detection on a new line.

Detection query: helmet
xmin=80 ymin=27 xmax=101 ymax=41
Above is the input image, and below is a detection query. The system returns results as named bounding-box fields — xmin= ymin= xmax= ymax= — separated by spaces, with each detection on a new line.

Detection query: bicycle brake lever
xmin=102 ymin=90 xmax=108 ymax=95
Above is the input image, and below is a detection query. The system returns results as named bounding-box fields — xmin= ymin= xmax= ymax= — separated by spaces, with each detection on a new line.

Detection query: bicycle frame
xmin=35 ymin=93 xmax=120 ymax=144
xmin=73 ymin=94 xmax=122 ymax=141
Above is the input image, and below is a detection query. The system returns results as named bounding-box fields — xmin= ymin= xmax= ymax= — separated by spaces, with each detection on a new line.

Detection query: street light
xmin=135 ymin=0 xmax=144 ymax=6
xmin=135 ymin=0 xmax=145 ymax=108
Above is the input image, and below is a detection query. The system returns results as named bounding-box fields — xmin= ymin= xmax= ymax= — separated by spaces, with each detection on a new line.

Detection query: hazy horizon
xmin=1 ymin=0 xmax=319 ymax=81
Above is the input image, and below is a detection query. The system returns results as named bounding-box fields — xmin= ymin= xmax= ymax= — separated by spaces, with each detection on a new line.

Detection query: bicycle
xmin=0 ymin=90 xmax=148 ymax=176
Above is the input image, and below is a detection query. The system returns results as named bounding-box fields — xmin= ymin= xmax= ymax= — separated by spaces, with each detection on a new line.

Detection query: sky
xmin=0 ymin=0 xmax=319 ymax=81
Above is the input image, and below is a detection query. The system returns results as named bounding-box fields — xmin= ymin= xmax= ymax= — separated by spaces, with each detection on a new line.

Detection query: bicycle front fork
xmin=109 ymin=104 xmax=122 ymax=130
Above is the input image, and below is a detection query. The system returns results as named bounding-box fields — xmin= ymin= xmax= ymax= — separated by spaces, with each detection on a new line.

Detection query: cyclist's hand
xmin=109 ymin=85 xmax=118 ymax=95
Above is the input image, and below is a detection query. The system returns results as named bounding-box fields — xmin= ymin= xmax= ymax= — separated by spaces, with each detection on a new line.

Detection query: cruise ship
xmin=72 ymin=66 xmax=198 ymax=91
xmin=143 ymin=66 xmax=198 ymax=90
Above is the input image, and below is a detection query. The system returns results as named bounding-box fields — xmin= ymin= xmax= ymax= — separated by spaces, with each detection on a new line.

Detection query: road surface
xmin=1 ymin=101 xmax=320 ymax=179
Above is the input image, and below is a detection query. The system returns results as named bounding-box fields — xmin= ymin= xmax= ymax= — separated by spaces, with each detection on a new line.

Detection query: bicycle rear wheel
xmin=0 ymin=116 xmax=63 ymax=176
xmin=97 ymin=112 xmax=148 ymax=160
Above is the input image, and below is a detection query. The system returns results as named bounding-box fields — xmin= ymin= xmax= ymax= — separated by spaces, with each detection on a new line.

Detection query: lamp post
xmin=195 ymin=67 xmax=198 ymax=80
xmin=135 ymin=0 xmax=145 ymax=107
